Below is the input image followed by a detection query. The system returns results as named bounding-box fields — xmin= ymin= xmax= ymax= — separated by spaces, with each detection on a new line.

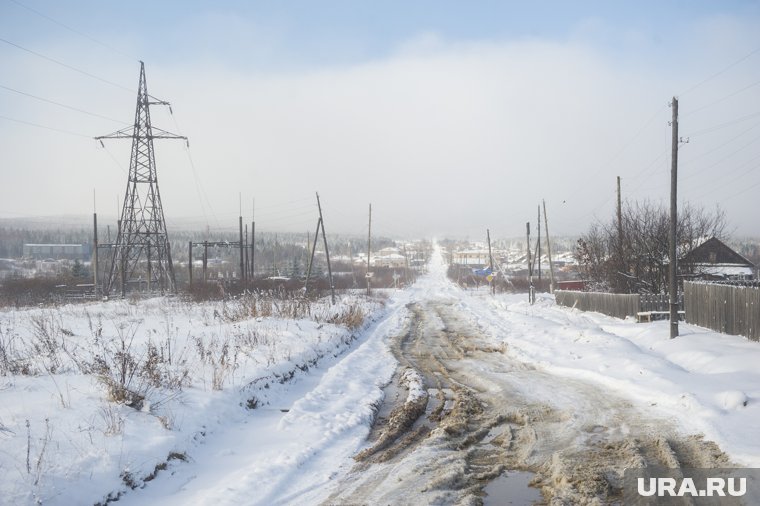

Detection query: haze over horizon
xmin=2 ymin=1 xmax=760 ymax=239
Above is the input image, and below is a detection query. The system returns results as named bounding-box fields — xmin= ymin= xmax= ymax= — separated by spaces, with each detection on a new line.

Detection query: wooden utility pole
xmin=542 ymin=200 xmax=555 ymax=294
xmin=617 ymin=176 xmax=623 ymax=245
xmin=202 ymin=240 xmax=208 ymax=283
xmin=367 ymin=203 xmax=372 ymax=296
xmin=251 ymin=199 xmax=255 ymax=281
xmin=93 ymin=212 xmax=99 ymax=297
xmin=487 ymin=228 xmax=495 ymax=295
xmin=669 ymin=97 xmax=679 ymax=338
xmin=188 ymin=241 xmax=193 ymax=287
xmin=304 ymin=219 xmax=321 ymax=290
xmin=526 ymin=222 xmax=534 ymax=304
xmin=537 ymin=206 xmax=542 ymax=282
xmin=305 ymin=194 xmax=335 ymax=304
xmin=617 ymin=176 xmax=624 ymax=291
xmin=239 ymin=215 xmax=245 ymax=284
xmin=244 ymin=224 xmax=249 ymax=283
xmin=316 ymin=193 xmax=336 ymax=304
xmin=251 ymin=220 xmax=255 ymax=280
xmin=403 ymin=243 xmax=410 ymax=284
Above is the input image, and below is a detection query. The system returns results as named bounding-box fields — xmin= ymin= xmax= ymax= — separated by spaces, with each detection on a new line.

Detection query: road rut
xmin=324 ymin=297 xmax=732 ymax=505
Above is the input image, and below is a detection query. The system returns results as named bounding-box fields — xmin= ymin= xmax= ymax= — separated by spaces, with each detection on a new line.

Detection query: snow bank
xmin=460 ymin=290 xmax=760 ymax=467
xmin=0 ymin=292 xmax=391 ymax=505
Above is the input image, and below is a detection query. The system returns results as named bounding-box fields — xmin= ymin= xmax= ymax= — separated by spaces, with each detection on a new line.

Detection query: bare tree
xmin=574 ymin=200 xmax=726 ymax=294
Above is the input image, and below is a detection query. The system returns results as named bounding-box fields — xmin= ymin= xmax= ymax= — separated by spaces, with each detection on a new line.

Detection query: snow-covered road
xmin=114 ymin=245 xmax=760 ymax=504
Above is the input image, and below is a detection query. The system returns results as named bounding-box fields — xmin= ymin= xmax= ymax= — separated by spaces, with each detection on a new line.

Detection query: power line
xmin=163 ymin=108 xmax=221 ymax=230
xmin=680 ymin=119 xmax=760 ymax=168
xmin=681 ymin=126 xmax=760 ymax=180
xmin=0 ymin=37 xmax=136 ymax=95
xmin=0 ymin=113 xmax=90 ymax=137
xmin=687 ymin=151 xmax=760 ymax=198
xmin=686 ymin=111 xmax=760 ymax=137
xmin=679 ymin=45 xmax=760 ymax=97
xmin=7 ymin=0 xmax=139 ymax=62
xmin=99 ymin=144 xmax=128 ymax=175
xmin=0 ymin=83 xmax=126 ymax=124
xmin=707 ymin=168 xmax=760 ymax=203
xmin=682 ymin=77 xmax=760 ymax=117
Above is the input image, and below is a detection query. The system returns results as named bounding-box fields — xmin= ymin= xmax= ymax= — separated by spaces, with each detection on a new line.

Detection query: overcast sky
xmin=1 ymin=0 xmax=759 ymax=240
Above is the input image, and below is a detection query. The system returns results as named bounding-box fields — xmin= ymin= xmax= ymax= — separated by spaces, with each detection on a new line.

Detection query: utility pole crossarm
xmin=149 ymin=127 xmax=187 ymax=140
xmin=94 ymin=126 xmax=133 ymax=140
xmin=95 ymin=126 xmax=186 ymax=141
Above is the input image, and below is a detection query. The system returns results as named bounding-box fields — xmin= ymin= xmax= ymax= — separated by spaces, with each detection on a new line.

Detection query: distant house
xmin=452 ymin=249 xmax=490 ymax=268
xmin=556 ymin=280 xmax=587 ymax=291
xmin=372 ymin=247 xmax=406 ymax=268
xmin=680 ymin=237 xmax=756 ymax=281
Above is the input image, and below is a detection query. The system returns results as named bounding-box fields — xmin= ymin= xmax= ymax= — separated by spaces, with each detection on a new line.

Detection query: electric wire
xmin=679 ymin=119 xmax=760 ymax=169
xmin=572 ymin=43 xmax=760 ymax=231
xmin=7 ymin=0 xmax=139 ymax=62
xmin=686 ymin=111 xmax=760 ymax=137
xmin=682 ymin=77 xmax=760 ymax=117
xmin=681 ymin=130 xmax=760 ymax=181
xmin=0 ymin=83 xmax=127 ymax=124
xmin=712 ymin=172 xmax=760 ymax=201
xmin=0 ymin=37 xmax=136 ymax=95
xmin=687 ymin=151 xmax=760 ymax=198
xmin=679 ymin=45 xmax=760 ymax=97
xmin=163 ymin=108 xmax=221 ymax=231
xmin=99 ymin=144 xmax=128 ymax=175
xmin=0 ymin=113 xmax=90 ymax=137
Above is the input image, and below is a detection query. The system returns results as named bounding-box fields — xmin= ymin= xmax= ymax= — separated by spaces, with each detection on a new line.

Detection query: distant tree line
xmin=0 ymin=227 xmax=90 ymax=258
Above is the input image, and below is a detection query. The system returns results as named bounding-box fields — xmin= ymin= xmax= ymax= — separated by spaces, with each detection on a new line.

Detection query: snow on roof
xmin=694 ymin=264 xmax=755 ymax=277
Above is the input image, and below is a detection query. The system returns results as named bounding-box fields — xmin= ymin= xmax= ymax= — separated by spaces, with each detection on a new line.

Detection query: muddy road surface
xmin=325 ymin=297 xmax=732 ymax=505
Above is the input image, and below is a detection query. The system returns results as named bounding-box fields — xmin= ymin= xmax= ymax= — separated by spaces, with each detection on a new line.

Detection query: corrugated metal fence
xmin=684 ymin=281 xmax=760 ymax=341
xmin=555 ymin=291 xmax=639 ymax=320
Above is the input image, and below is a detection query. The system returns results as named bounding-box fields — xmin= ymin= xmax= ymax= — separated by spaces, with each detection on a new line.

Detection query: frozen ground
xmin=1 ymin=244 xmax=759 ymax=504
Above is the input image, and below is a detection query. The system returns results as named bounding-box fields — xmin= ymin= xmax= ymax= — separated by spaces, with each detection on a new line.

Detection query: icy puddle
xmin=483 ymin=470 xmax=543 ymax=505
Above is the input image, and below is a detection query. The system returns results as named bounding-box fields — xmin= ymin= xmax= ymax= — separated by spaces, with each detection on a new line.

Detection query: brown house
xmin=680 ymin=237 xmax=756 ymax=281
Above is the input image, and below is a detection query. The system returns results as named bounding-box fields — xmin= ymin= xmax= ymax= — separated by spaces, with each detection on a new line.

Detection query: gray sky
xmin=1 ymin=1 xmax=759 ymax=239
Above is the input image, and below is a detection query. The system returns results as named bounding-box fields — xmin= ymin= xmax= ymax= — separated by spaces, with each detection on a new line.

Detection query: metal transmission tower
xmin=96 ymin=61 xmax=186 ymax=296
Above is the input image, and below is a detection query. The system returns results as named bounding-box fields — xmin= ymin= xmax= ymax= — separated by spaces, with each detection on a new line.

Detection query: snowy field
xmin=0 ymin=292 xmax=390 ymax=505
xmin=2 ymin=245 xmax=760 ymax=504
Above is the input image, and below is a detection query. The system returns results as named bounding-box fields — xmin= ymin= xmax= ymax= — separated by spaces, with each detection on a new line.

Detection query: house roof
xmin=680 ymin=237 xmax=755 ymax=268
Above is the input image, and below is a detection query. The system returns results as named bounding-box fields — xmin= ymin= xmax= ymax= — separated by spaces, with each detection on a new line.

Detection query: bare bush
xmin=90 ymin=321 xmax=190 ymax=410
xmin=0 ymin=324 xmax=30 ymax=375
xmin=0 ymin=275 xmax=69 ymax=308
xmin=90 ymin=322 xmax=148 ymax=409
xmin=321 ymin=303 xmax=367 ymax=330
xmin=194 ymin=334 xmax=238 ymax=390
xmin=26 ymin=418 xmax=53 ymax=486
xmin=99 ymin=405 xmax=124 ymax=436
xmin=186 ymin=282 xmax=226 ymax=302
xmin=29 ymin=312 xmax=63 ymax=374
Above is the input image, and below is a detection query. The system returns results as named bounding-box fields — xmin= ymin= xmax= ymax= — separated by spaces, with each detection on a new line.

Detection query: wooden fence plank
xmin=684 ymin=281 xmax=759 ymax=341
xmin=555 ymin=290 xmax=639 ymax=320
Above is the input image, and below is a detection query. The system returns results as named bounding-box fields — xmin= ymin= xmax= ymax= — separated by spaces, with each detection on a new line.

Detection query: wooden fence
xmin=638 ymin=294 xmax=671 ymax=312
xmin=684 ymin=281 xmax=760 ymax=341
xmin=555 ymin=290 xmax=640 ymax=320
